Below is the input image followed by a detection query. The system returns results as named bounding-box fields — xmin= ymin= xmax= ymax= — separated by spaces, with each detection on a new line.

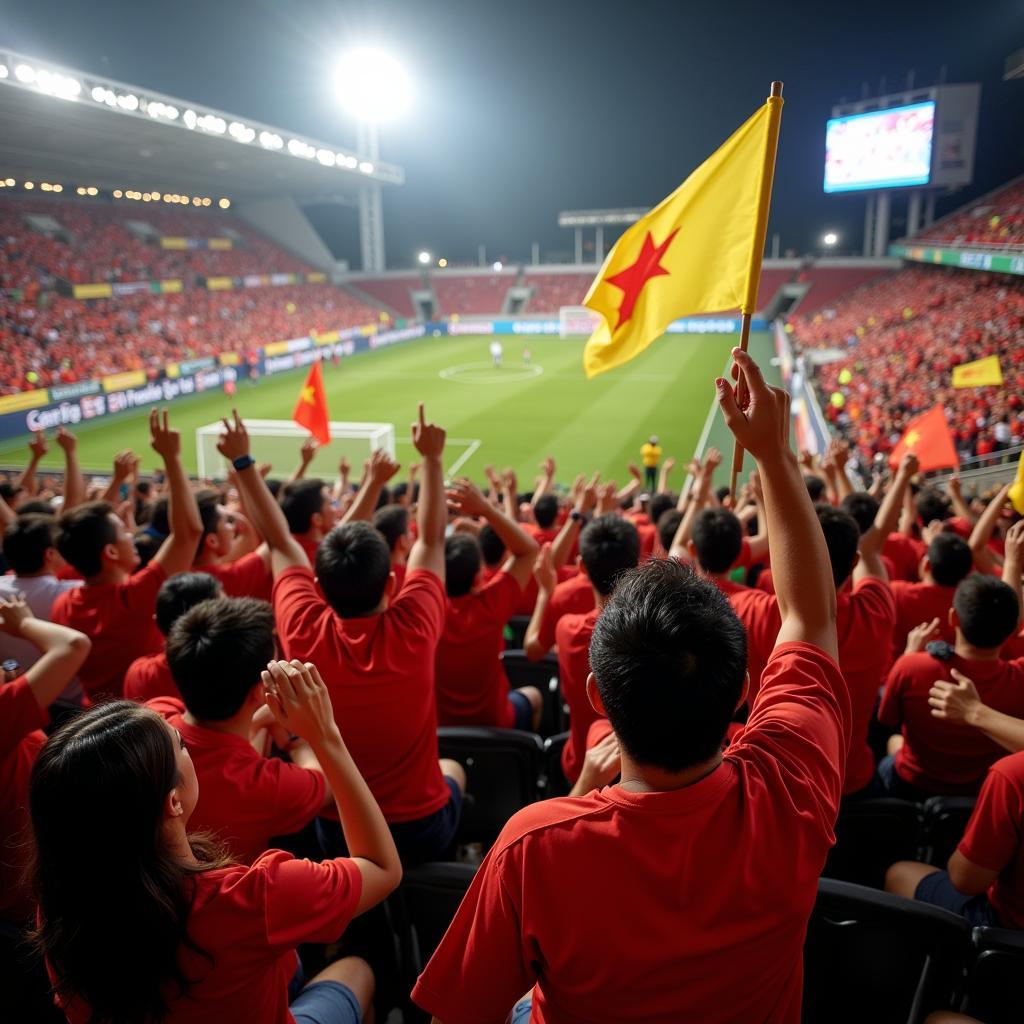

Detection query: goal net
xmin=196 ymin=419 xmax=395 ymax=481
xmin=559 ymin=306 xmax=601 ymax=338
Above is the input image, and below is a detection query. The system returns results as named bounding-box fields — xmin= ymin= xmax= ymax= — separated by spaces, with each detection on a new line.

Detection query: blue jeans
xmin=290 ymin=981 xmax=362 ymax=1024
xmin=511 ymin=993 xmax=534 ymax=1023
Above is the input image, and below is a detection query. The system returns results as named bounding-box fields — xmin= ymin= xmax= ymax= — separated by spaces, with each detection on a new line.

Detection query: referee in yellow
xmin=640 ymin=435 xmax=662 ymax=491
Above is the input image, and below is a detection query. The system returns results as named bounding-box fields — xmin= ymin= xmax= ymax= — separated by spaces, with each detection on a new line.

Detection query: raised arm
xmin=149 ymin=410 xmax=203 ymax=576
xmin=855 ymin=452 xmax=918 ymax=583
xmin=657 ymin=456 xmax=676 ymax=495
xmin=668 ymin=451 xmax=718 ymax=561
xmin=946 ymin=473 xmax=975 ymax=525
xmin=523 ymin=543 xmax=557 ymax=660
xmin=217 ymin=411 xmax=309 ymax=575
xmin=0 ymin=598 xmax=90 ymax=710
xmin=407 ymin=403 xmax=447 ymax=578
xmin=717 ymin=349 xmax=837 ymax=660
xmin=550 ymin=475 xmax=597 ymax=570
xmin=332 ymin=455 xmax=351 ymax=505
xmin=341 ymin=450 xmax=401 ymax=525
xmin=968 ymin=483 xmax=1011 ymax=576
xmin=55 ymin=428 xmax=86 ymax=512
xmin=530 ymin=456 xmax=556 ymax=506
xmin=1001 ymin=519 xmax=1024 ymax=626
xmin=448 ymin=478 xmax=539 ymax=589
xmin=100 ymin=450 xmax=139 ymax=507
xmin=930 ymin=669 xmax=1024 ymax=754
xmin=17 ymin=431 xmax=47 ymax=497
xmin=286 ymin=437 xmax=318 ymax=484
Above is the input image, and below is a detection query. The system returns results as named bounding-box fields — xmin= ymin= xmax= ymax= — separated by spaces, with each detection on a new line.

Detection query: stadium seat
xmin=803 ymin=878 xmax=972 ymax=1024
xmin=920 ymin=795 xmax=977 ymax=868
xmin=437 ymin=727 xmax=546 ymax=848
xmin=543 ymin=731 xmax=572 ymax=798
xmin=963 ymin=925 xmax=1024 ymax=1024
xmin=500 ymin=649 xmax=566 ymax=737
xmin=505 ymin=614 xmax=531 ymax=649
xmin=824 ymin=798 xmax=922 ymax=889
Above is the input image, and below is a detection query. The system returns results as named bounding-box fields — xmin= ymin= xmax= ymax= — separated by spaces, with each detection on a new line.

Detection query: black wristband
xmin=570 ymin=509 xmax=587 ymax=524
xmin=232 ymin=454 xmax=255 ymax=471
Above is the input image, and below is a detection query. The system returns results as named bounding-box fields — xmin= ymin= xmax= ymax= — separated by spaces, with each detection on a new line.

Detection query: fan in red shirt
xmin=889 ymin=533 xmax=973 ymax=660
xmin=434 ymin=478 xmax=540 ymax=729
xmin=33 ymin=660 xmax=401 ymax=1024
xmin=280 ymin=475 xmax=339 ymax=566
xmin=0 ymin=599 xmax=89 ymax=930
xmin=372 ymin=504 xmax=412 ymax=593
xmin=413 ymin=348 xmax=849 ymax=1024
xmin=192 ymin=489 xmax=273 ymax=602
xmin=123 ymin=573 xmax=222 ymax=704
xmin=51 ymin=410 xmax=204 ymax=700
xmin=223 ymin=404 xmax=467 ymax=865
xmin=878 ymin=568 xmax=1024 ymax=798
xmin=154 ymin=595 xmax=330 ymax=862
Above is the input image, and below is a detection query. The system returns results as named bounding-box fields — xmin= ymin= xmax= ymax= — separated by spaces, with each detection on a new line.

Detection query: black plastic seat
xmin=500 ymin=648 xmax=566 ymax=736
xmin=543 ymin=730 xmax=572 ymax=798
xmin=505 ymin=614 xmax=531 ymax=649
xmin=964 ymin=924 xmax=1024 ymax=1024
xmin=920 ymin=795 xmax=977 ymax=867
xmin=438 ymin=726 xmax=546 ymax=847
xmin=804 ymin=878 xmax=972 ymax=1024
xmin=824 ymin=798 xmax=922 ymax=889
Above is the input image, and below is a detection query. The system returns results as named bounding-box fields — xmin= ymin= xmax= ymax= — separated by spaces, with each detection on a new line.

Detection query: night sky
xmin=2 ymin=0 xmax=1022 ymax=268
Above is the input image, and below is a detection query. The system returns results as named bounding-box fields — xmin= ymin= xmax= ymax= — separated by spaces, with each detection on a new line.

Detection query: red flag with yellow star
xmin=292 ymin=360 xmax=331 ymax=446
xmin=582 ymin=90 xmax=783 ymax=378
xmin=888 ymin=405 xmax=958 ymax=473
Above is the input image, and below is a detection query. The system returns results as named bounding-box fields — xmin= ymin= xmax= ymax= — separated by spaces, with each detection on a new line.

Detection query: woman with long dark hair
xmin=32 ymin=659 xmax=402 ymax=1023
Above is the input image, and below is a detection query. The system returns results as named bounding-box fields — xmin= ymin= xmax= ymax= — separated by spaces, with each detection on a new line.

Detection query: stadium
xmin=1 ymin=5 xmax=1024 ymax=1023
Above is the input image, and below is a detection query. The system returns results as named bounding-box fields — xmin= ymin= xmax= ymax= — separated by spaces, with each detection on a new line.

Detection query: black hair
xmin=804 ymin=475 xmax=826 ymax=503
xmin=815 ymin=505 xmax=861 ymax=588
xmin=195 ymin=490 xmax=224 ymax=546
xmin=445 ymin=533 xmax=482 ymax=597
xmin=657 ymin=509 xmax=683 ymax=554
xmin=155 ymin=573 xmax=223 ymax=636
xmin=147 ymin=497 xmax=170 ymax=537
xmin=56 ymin=501 xmax=118 ymax=578
xmin=478 ymin=523 xmax=506 ymax=567
xmin=953 ymin=576 xmax=1020 ymax=649
xmin=372 ymin=504 xmax=409 ymax=553
xmin=916 ymin=487 xmax=952 ymax=525
xmin=166 ymin=597 xmax=274 ymax=720
xmin=691 ymin=508 xmax=743 ymax=574
xmin=927 ymin=534 xmax=973 ymax=588
xmin=579 ymin=515 xmax=640 ymax=595
xmin=840 ymin=492 xmax=880 ymax=536
xmin=134 ymin=532 xmax=163 ymax=570
xmin=316 ymin=521 xmax=392 ymax=617
xmin=18 ymin=499 xmax=55 ymax=516
xmin=649 ymin=493 xmax=674 ymax=526
xmin=589 ymin=558 xmax=747 ymax=772
xmin=533 ymin=493 xmax=558 ymax=529
xmin=3 ymin=513 xmax=57 ymax=574
xmin=279 ymin=478 xmax=328 ymax=534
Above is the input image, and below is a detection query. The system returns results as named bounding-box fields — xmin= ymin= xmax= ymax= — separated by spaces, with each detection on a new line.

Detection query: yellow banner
xmin=314 ymin=330 xmax=340 ymax=346
xmin=0 ymin=389 xmax=49 ymax=414
xmin=160 ymin=279 xmax=183 ymax=293
xmin=159 ymin=237 xmax=189 ymax=250
xmin=102 ymin=371 xmax=146 ymax=392
xmin=263 ymin=340 xmax=291 ymax=357
xmin=165 ymin=363 xmax=180 ymax=379
xmin=307 ymin=272 xmax=327 ymax=283
xmin=218 ymin=352 xmax=241 ymax=366
xmin=951 ymin=355 xmax=1003 ymax=389
xmin=72 ymin=282 xmax=113 ymax=299
xmin=209 ymin=238 xmax=233 ymax=250
xmin=205 ymin=277 xmax=234 ymax=291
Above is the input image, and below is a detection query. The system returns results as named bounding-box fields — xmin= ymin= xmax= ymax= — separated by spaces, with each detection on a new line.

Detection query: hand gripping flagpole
xmin=729 ymin=80 xmax=784 ymax=501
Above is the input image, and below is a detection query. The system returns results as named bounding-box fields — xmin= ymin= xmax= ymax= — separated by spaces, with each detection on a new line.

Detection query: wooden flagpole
xmin=730 ymin=80 xmax=784 ymax=501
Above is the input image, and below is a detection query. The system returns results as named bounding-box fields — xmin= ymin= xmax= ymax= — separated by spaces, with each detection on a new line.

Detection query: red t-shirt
xmin=715 ymin=578 xmax=781 ymax=702
xmin=524 ymin=523 xmax=560 ymax=546
xmin=273 ymin=566 xmax=450 ymax=823
xmin=534 ymin=573 xmax=595 ymax=655
xmin=413 ymin=642 xmax=850 ymax=1024
xmin=297 ymin=533 xmax=320 ymax=566
xmin=435 ymin=572 xmax=523 ymax=728
xmin=0 ymin=675 xmax=47 ymax=924
xmin=392 ymin=561 xmax=407 ymax=593
xmin=555 ymin=607 xmax=601 ymax=784
xmin=483 ymin=563 xmax=577 ymax=617
xmin=54 ymin=850 xmax=361 ymax=1024
xmin=123 ymin=651 xmax=180 ymax=703
xmin=958 ymin=751 xmax=1024 ymax=929
xmin=199 ymin=550 xmax=272 ymax=602
xmin=51 ymin=560 xmax=166 ymax=699
xmin=883 ymin=533 xmax=926 ymax=582
xmin=148 ymin=697 xmax=326 ymax=864
xmin=879 ymin=653 xmax=1024 ymax=793
xmin=890 ymin=580 xmax=957 ymax=661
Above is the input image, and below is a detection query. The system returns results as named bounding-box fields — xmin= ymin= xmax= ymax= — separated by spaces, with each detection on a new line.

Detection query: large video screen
xmin=824 ymin=101 xmax=935 ymax=193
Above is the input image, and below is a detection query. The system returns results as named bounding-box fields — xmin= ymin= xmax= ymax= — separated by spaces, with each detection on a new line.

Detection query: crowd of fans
xmin=0 ymin=197 xmax=312 ymax=290
xmin=793 ymin=266 xmax=1024 ymax=466
xmin=918 ymin=178 xmax=1024 ymax=248
xmin=0 ymin=284 xmax=381 ymax=394
xmin=432 ymin=273 xmax=513 ymax=315
xmin=523 ymin=272 xmax=593 ymax=312
xmin=1 ymin=346 xmax=1022 ymax=1021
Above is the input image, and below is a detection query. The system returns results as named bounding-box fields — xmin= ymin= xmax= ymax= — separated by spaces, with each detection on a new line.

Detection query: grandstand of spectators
xmin=432 ymin=272 xmax=513 ymax=315
xmin=793 ymin=265 xmax=1024 ymax=463
xmin=522 ymin=271 xmax=594 ymax=311
xmin=918 ymin=176 xmax=1024 ymax=248
xmin=347 ymin=274 xmax=421 ymax=318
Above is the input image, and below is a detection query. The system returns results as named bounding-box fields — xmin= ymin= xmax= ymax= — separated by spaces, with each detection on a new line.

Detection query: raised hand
xmin=663 ymin=456 xmax=676 ymax=474
xmin=338 ymin=455 xmax=351 ymax=480
xmin=576 ymin=473 xmax=600 ymax=516
xmin=112 ymin=449 xmax=137 ymax=482
xmin=216 ymin=409 xmax=250 ymax=462
xmin=928 ymin=669 xmax=983 ymax=724
xmin=628 ymin=462 xmax=642 ymax=482
xmin=411 ymin=402 xmax=446 ymax=458
xmin=55 ymin=427 xmax=77 ymax=455
xmin=368 ymin=449 xmax=402 ymax=484
xmin=533 ymin=542 xmax=557 ymax=592
xmin=260 ymin=660 xmax=338 ymax=744
xmin=897 ymin=452 xmax=920 ymax=479
xmin=904 ymin=617 xmax=942 ymax=655
xmin=28 ymin=431 xmax=48 ymax=460
xmin=540 ymin=455 xmax=556 ymax=479
xmin=947 ymin=473 xmax=962 ymax=498
xmin=299 ymin=437 xmax=318 ymax=466
xmin=703 ymin=446 xmax=723 ymax=472
xmin=446 ymin=477 xmax=491 ymax=518
xmin=1004 ymin=518 xmax=1024 ymax=563
xmin=149 ymin=408 xmax=181 ymax=461
xmin=596 ymin=481 xmax=619 ymax=517
xmin=0 ymin=596 xmax=33 ymax=636
xmin=716 ymin=349 xmax=791 ymax=464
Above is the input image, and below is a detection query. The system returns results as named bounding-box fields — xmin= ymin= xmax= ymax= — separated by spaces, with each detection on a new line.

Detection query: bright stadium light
xmin=417 ymin=250 xmax=431 ymax=265
xmin=0 ymin=65 xmax=8 ymax=79
xmin=15 ymin=63 xmax=36 ymax=83
xmin=823 ymin=231 xmax=839 ymax=247
xmin=492 ymin=261 xmax=503 ymax=271
xmin=437 ymin=258 xmax=447 ymax=268
xmin=335 ymin=48 xmax=413 ymax=123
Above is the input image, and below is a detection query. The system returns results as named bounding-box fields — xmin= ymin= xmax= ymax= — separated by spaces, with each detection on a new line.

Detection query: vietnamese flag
xmin=292 ymin=361 xmax=331 ymax=446
xmin=888 ymin=405 xmax=958 ymax=473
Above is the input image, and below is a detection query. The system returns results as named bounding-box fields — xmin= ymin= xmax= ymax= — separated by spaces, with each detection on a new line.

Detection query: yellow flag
xmin=583 ymin=93 xmax=783 ymax=378
xmin=951 ymin=355 xmax=1003 ymax=389
xmin=1010 ymin=451 xmax=1024 ymax=516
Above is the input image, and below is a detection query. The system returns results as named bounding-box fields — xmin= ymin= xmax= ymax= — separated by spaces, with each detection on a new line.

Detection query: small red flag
xmin=888 ymin=404 xmax=958 ymax=473
xmin=292 ymin=361 xmax=331 ymax=446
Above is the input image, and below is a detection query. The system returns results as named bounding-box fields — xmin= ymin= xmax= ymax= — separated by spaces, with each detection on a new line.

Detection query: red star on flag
xmin=606 ymin=228 xmax=679 ymax=330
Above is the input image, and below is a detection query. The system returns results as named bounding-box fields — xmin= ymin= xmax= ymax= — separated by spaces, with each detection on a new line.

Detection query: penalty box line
xmin=396 ymin=437 xmax=481 ymax=478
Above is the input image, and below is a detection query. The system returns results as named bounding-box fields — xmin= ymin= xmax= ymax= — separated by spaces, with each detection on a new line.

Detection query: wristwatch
xmin=570 ymin=509 xmax=587 ymax=524
xmin=232 ymin=454 xmax=255 ymax=471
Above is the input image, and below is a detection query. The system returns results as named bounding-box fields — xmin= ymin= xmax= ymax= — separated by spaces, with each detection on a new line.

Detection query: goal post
xmin=559 ymin=306 xmax=601 ymax=338
xmin=196 ymin=419 xmax=395 ymax=480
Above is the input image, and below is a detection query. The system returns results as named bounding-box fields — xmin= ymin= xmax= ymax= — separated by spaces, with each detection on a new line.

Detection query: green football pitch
xmin=0 ymin=331 xmax=779 ymax=484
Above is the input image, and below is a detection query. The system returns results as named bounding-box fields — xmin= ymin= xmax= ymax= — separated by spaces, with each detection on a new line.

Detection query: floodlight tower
xmin=336 ymin=48 xmax=412 ymax=273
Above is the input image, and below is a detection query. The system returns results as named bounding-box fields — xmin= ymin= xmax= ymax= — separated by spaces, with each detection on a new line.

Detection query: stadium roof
xmin=0 ymin=47 xmax=404 ymax=203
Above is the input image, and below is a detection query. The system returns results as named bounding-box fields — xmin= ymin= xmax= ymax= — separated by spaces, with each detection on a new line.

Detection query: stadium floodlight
xmin=437 ymin=258 xmax=448 ymax=268
xmin=218 ymin=198 xmax=231 ymax=209
xmin=358 ymin=161 xmax=375 ymax=174
xmin=0 ymin=65 xmax=8 ymax=79
xmin=823 ymin=231 xmax=839 ymax=247
xmin=334 ymin=48 xmax=413 ymax=124
xmin=15 ymin=63 xmax=36 ymax=83
xmin=418 ymin=250 xmax=431 ymax=265
xmin=492 ymin=261 xmax=503 ymax=271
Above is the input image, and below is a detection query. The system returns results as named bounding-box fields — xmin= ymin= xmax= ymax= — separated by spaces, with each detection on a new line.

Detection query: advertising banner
xmin=890 ymin=243 xmax=1024 ymax=277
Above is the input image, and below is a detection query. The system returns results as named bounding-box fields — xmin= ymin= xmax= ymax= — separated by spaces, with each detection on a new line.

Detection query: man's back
xmin=890 ymin=580 xmax=957 ymax=660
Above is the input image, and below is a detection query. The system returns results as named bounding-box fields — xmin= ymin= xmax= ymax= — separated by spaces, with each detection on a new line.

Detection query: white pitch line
xmin=396 ymin=436 xmax=482 ymax=477
xmin=681 ymin=355 xmax=731 ymax=500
